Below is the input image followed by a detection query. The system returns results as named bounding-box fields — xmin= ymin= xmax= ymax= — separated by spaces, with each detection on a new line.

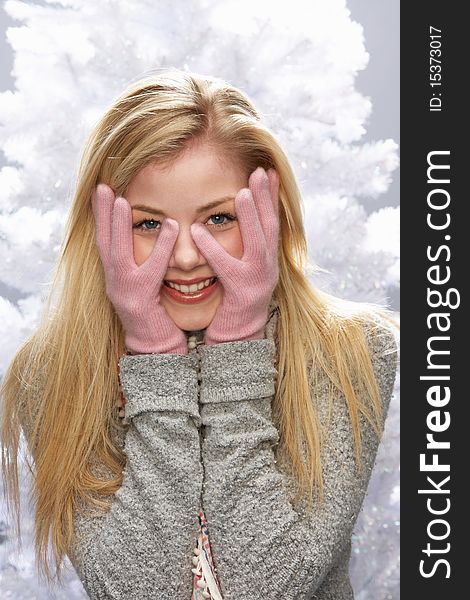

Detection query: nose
xmin=167 ymin=224 xmax=204 ymax=271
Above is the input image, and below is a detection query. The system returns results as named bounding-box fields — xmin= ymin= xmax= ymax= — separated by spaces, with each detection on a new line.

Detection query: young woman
xmin=1 ymin=69 xmax=398 ymax=599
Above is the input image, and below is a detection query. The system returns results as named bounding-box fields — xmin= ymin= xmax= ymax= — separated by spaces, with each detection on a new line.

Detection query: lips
xmin=164 ymin=276 xmax=217 ymax=293
xmin=162 ymin=276 xmax=220 ymax=304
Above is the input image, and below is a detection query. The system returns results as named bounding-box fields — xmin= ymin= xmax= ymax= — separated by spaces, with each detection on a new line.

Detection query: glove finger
xmin=266 ymin=169 xmax=280 ymax=216
xmin=190 ymin=223 xmax=238 ymax=283
xmin=140 ymin=217 xmax=179 ymax=290
xmin=249 ymin=167 xmax=279 ymax=252
xmin=234 ymin=186 xmax=266 ymax=263
xmin=111 ymin=197 xmax=136 ymax=271
xmin=91 ymin=183 xmax=115 ymax=268
xmin=266 ymin=167 xmax=280 ymax=251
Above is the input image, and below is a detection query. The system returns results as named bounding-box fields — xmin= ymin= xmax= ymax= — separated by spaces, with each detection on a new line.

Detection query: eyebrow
xmin=131 ymin=196 xmax=235 ymax=217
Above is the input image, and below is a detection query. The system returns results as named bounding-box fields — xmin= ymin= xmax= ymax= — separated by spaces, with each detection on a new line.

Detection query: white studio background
xmin=0 ymin=1 xmax=400 ymax=599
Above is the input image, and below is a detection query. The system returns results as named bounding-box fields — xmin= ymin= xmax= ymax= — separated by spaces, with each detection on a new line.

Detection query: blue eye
xmin=207 ymin=212 xmax=237 ymax=228
xmin=132 ymin=219 xmax=161 ymax=232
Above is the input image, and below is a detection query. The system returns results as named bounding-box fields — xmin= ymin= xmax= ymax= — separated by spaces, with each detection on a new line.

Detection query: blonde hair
xmin=1 ymin=68 xmax=398 ymax=586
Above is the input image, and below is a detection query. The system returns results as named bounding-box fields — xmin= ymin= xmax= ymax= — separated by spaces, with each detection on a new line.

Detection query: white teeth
xmin=166 ymin=277 xmax=216 ymax=293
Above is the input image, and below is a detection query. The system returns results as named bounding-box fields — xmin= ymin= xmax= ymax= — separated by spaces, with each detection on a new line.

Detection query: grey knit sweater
xmin=21 ymin=300 xmax=398 ymax=599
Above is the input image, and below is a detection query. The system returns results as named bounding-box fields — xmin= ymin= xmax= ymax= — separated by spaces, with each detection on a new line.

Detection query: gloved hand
xmin=190 ymin=166 xmax=280 ymax=345
xmin=92 ymin=183 xmax=188 ymax=355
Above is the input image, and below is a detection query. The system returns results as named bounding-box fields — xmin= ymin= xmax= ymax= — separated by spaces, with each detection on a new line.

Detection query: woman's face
xmin=124 ymin=143 xmax=247 ymax=331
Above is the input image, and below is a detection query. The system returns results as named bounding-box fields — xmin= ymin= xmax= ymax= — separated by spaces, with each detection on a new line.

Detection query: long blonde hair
xmin=1 ymin=68 xmax=398 ymax=586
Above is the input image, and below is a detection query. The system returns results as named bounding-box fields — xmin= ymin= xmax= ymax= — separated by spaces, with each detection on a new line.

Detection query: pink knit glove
xmin=92 ymin=183 xmax=188 ymax=355
xmin=190 ymin=166 xmax=280 ymax=345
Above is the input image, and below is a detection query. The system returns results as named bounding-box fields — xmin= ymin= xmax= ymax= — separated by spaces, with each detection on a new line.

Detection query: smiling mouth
xmin=163 ymin=276 xmax=218 ymax=294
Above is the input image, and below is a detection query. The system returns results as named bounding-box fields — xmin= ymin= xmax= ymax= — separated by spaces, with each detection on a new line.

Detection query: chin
xmin=165 ymin=306 xmax=217 ymax=332
xmin=176 ymin=316 xmax=213 ymax=332
xmin=161 ymin=290 xmax=222 ymax=333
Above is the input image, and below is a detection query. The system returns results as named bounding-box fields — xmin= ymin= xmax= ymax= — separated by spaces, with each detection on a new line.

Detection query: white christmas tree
xmin=0 ymin=0 xmax=400 ymax=598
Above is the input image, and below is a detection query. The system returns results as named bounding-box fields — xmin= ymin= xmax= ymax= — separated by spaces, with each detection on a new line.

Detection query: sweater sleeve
xmin=66 ymin=353 xmax=203 ymax=599
xmin=197 ymin=317 xmax=398 ymax=600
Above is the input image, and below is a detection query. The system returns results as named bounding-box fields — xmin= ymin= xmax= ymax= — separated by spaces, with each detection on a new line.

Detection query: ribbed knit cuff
xmin=198 ymin=339 xmax=277 ymax=404
xmin=119 ymin=352 xmax=200 ymax=419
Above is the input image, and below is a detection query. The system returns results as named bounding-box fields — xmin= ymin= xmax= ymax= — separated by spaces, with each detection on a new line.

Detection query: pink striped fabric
xmin=191 ymin=508 xmax=223 ymax=599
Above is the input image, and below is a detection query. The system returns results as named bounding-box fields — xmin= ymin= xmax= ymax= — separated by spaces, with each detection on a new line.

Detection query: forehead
xmin=125 ymin=144 xmax=248 ymax=211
